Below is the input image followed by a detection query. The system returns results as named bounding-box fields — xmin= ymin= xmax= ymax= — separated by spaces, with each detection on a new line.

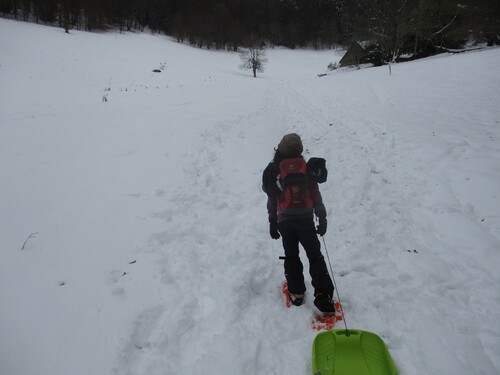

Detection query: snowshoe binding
xmin=288 ymin=292 xmax=304 ymax=306
xmin=314 ymin=293 xmax=335 ymax=313
xmin=281 ymin=281 xmax=304 ymax=307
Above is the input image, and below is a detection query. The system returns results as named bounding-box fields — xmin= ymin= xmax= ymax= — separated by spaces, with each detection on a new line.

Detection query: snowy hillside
xmin=1 ymin=18 xmax=499 ymax=375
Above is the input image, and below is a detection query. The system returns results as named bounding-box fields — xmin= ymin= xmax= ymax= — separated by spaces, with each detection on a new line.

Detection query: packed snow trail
xmin=1 ymin=19 xmax=500 ymax=375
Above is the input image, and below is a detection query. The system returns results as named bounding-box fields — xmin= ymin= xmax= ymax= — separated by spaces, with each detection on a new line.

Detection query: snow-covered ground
xmin=1 ymin=18 xmax=500 ymax=375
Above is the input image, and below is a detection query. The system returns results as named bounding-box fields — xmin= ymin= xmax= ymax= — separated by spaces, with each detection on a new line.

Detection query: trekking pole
xmin=321 ymin=235 xmax=349 ymax=335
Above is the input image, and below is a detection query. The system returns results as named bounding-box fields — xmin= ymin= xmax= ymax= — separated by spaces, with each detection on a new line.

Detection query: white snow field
xmin=1 ymin=18 xmax=500 ymax=375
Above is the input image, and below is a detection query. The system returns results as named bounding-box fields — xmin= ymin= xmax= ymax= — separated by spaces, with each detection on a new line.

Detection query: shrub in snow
xmin=327 ymin=62 xmax=339 ymax=71
xmin=239 ymin=46 xmax=267 ymax=78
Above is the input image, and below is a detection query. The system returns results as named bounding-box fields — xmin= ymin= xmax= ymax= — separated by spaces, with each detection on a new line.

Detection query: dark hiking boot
xmin=288 ymin=292 xmax=305 ymax=306
xmin=314 ymin=293 xmax=335 ymax=313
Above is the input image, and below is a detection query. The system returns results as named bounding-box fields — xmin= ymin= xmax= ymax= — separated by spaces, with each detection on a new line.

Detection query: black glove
xmin=269 ymin=219 xmax=280 ymax=240
xmin=316 ymin=217 xmax=327 ymax=237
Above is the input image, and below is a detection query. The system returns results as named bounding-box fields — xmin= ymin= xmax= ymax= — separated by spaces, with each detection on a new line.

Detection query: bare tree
xmin=239 ymin=46 xmax=268 ymax=78
xmin=358 ymin=0 xmax=416 ymax=61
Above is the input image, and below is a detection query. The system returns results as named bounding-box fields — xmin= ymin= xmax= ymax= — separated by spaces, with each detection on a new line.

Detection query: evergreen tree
xmin=0 ymin=0 xmax=498 ymax=51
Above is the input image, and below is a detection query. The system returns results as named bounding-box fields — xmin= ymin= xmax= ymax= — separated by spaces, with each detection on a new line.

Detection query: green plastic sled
xmin=312 ymin=329 xmax=398 ymax=375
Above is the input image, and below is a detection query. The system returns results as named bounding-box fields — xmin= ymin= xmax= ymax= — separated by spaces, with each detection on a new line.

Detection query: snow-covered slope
xmin=1 ymin=18 xmax=499 ymax=374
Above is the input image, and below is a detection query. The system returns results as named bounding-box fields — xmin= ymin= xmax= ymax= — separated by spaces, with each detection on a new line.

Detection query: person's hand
xmin=316 ymin=218 xmax=327 ymax=237
xmin=270 ymin=219 xmax=280 ymax=240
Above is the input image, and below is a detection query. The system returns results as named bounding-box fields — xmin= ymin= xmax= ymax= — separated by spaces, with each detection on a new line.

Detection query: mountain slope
xmin=1 ymin=18 xmax=499 ymax=375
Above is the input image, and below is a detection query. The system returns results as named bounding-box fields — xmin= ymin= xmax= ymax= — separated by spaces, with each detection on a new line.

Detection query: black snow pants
xmin=278 ymin=218 xmax=334 ymax=297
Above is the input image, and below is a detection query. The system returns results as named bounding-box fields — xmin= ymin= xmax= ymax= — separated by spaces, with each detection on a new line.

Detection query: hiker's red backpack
xmin=278 ymin=158 xmax=314 ymax=215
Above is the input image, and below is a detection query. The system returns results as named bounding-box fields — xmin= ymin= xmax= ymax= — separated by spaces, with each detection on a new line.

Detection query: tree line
xmin=1 ymin=0 xmax=499 ymax=60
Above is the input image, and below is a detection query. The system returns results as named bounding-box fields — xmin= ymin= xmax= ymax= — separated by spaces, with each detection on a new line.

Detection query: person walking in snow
xmin=262 ymin=133 xmax=335 ymax=313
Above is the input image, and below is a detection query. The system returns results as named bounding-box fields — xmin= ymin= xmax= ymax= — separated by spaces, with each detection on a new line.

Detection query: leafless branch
xmin=21 ymin=232 xmax=39 ymax=250
xmin=431 ymin=8 xmax=460 ymax=37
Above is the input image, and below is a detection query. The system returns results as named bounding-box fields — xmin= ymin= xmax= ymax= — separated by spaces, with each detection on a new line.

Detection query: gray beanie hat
xmin=277 ymin=133 xmax=303 ymax=157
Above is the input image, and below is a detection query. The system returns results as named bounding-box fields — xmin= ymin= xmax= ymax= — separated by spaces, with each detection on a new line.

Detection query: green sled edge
xmin=312 ymin=329 xmax=398 ymax=375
